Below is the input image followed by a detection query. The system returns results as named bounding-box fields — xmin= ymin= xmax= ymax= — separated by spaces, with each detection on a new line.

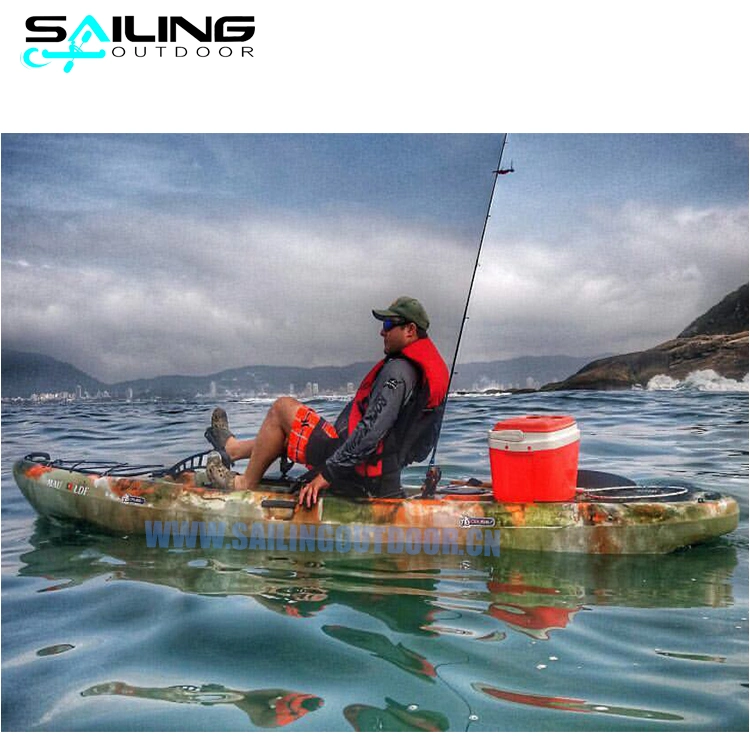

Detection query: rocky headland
xmin=543 ymin=284 xmax=748 ymax=391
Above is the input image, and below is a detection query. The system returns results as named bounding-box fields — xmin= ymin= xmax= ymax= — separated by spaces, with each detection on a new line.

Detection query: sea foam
xmin=646 ymin=369 xmax=749 ymax=392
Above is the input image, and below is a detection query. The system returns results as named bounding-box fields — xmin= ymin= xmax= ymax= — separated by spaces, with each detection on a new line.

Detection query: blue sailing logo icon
xmin=22 ymin=15 xmax=109 ymax=73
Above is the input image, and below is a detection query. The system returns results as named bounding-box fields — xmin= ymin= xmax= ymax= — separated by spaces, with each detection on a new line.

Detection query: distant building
xmin=312 ymin=383 xmax=319 ymax=396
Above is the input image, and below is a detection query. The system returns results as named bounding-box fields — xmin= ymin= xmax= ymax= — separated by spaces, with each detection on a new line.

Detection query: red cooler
xmin=488 ymin=415 xmax=580 ymax=503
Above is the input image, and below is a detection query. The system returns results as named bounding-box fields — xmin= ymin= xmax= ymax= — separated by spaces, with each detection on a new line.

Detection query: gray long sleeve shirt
xmin=322 ymin=358 xmax=419 ymax=483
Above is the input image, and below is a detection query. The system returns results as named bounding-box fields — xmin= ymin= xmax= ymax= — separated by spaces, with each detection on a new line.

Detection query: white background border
xmin=2 ymin=1 xmax=749 ymax=133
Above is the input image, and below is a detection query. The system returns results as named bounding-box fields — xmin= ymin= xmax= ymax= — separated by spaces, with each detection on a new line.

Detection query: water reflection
xmin=4 ymin=393 xmax=747 ymax=732
xmin=19 ymin=518 xmax=738 ymax=646
xmin=473 ymin=682 xmax=683 ymax=722
xmin=81 ymin=682 xmax=323 ymax=727
xmin=323 ymin=625 xmax=437 ymax=681
xmin=343 ymin=697 xmax=449 ymax=731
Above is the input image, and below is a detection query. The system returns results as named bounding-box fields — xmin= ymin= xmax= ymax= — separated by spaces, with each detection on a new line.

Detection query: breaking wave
xmin=646 ymin=369 xmax=749 ymax=392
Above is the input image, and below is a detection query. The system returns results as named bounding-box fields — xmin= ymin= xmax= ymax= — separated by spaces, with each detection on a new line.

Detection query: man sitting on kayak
xmin=205 ymin=296 xmax=449 ymax=507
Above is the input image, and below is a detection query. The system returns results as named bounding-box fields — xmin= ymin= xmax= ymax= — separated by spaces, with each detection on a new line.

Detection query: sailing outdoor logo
xmin=21 ymin=14 xmax=256 ymax=72
xmin=22 ymin=15 xmax=109 ymax=72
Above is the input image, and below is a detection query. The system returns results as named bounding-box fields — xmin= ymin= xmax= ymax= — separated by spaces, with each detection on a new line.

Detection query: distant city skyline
xmin=1 ymin=347 xmax=598 ymax=401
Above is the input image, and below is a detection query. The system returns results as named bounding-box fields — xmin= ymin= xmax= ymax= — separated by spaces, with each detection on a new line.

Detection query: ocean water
xmin=1 ymin=390 xmax=748 ymax=732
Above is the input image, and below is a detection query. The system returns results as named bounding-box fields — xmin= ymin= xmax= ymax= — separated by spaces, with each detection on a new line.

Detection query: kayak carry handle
xmin=24 ymin=452 xmax=51 ymax=463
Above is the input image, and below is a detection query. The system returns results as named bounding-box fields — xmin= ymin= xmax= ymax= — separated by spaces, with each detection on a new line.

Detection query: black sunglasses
xmin=381 ymin=318 xmax=408 ymax=332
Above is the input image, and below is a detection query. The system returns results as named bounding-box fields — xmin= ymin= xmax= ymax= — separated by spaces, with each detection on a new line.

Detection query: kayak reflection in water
xmin=202 ymin=297 xmax=448 ymax=508
xmin=322 ymin=624 xmax=437 ymax=681
xmin=81 ymin=681 xmax=323 ymax=728
xmin=254 ymin=585 xmax=330 ymax=618
xmin=344 ymin=697 xmax=449 ymax=732
xmin=473 ymin=682 xmax=683 ymax=722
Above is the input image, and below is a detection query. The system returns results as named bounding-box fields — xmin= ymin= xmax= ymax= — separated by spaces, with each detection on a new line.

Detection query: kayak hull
xmin=12 ymin=457 xmax=739 ymax=555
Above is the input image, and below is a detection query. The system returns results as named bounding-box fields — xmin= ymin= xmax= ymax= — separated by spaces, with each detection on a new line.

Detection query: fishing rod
xmin=422 ymin=134 xmax=510 ymax=497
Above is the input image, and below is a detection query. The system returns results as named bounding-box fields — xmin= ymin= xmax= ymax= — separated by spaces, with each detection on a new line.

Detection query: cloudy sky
xmin=1 ymin=133 xmax=747 ymax=383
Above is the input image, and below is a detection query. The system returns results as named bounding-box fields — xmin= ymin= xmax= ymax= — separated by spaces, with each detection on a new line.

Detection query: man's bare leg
xmin=225 ymin=436 xmax=255 ymax=461
xmin=234 ymin=397 xmax=302 ymax=490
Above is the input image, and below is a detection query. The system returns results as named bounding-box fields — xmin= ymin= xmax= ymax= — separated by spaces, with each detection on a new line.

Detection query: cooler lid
xmin=492 ymin=414 xmax=577 ymax=433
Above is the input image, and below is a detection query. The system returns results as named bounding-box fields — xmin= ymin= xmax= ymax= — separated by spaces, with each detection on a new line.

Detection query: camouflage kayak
xmin=12 ymin=452 xmax=739 ymax=555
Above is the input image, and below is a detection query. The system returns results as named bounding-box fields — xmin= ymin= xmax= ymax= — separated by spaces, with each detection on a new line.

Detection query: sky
xmin=1 ymin=133 xmax=748 ymax=383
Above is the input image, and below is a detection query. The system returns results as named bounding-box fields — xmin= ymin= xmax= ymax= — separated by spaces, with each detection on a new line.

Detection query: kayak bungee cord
xmin=422 ymin=134 xmax=511 ymax=498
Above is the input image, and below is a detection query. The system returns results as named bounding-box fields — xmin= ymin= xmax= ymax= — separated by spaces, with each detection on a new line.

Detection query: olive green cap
xmin=372 ymin=296 xmax=430 ymax=330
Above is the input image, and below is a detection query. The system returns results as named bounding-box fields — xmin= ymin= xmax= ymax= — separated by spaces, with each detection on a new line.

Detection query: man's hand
xmin=298 ymin=473 xmax=330 ymax=508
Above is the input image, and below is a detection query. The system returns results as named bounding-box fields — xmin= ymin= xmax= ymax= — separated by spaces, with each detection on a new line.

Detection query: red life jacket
xmin=347 ymin=338 xmax=449 ymax=480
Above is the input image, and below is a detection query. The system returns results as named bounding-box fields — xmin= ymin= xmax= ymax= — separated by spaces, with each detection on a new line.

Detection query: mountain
xmin=1 ymin=350 xmax=108 ymax=399
xmin=543 ymin=284 xmax=749 ymax=391
xmin=1 ymin=350 xmax=593 ymax=400
xmin=678 ymin=283 xmax=748 ymax=337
